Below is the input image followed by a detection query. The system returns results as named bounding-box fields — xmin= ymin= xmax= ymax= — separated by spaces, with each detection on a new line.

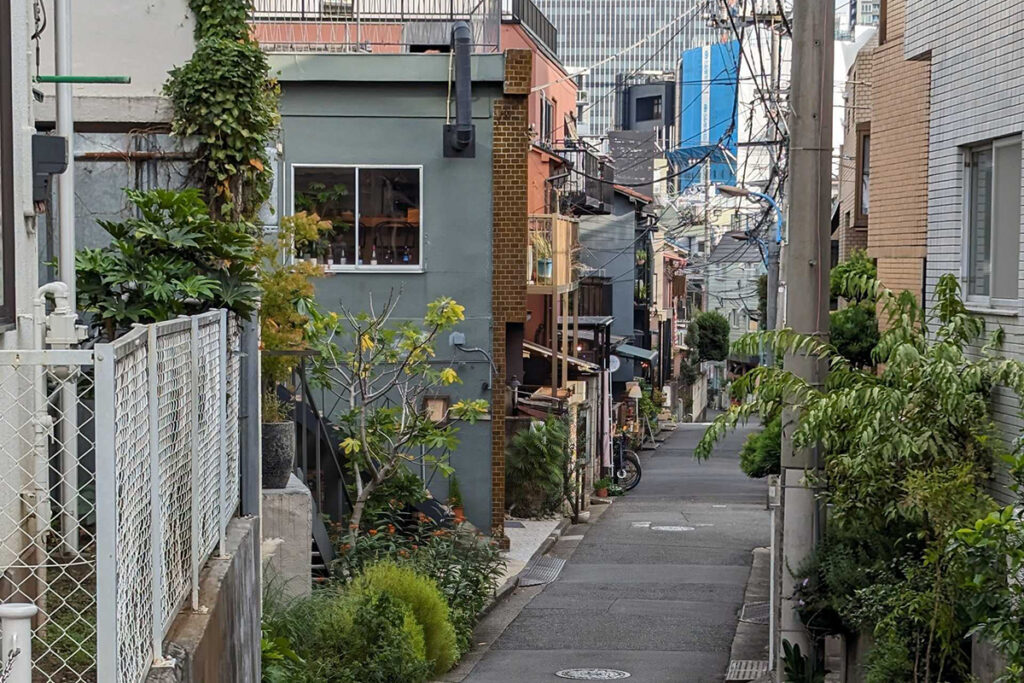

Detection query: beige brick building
xmin=868 ymin=0 xmax=930 ymax=305
xmin=835 ymin=37 xmax=875 ymax=263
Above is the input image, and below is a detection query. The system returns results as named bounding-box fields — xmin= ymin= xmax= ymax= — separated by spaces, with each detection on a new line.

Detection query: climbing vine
xmin=164 ymin=0 xmax=278 ymax=221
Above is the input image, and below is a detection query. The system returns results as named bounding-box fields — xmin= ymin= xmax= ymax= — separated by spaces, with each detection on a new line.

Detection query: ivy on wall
xmin=164 ymin=0 xmax=279 ymax=221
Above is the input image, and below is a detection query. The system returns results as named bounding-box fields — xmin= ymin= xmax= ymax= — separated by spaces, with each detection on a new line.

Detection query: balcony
xmin=552 ymin=139 xmax=615 ymax=214
xmin=528 ymin=214 xmax=579 ymax=295
xmin=250 ymin=0 xmax=501 ymax=53
xmin=501 ymin=0 xmax=558 ymax=55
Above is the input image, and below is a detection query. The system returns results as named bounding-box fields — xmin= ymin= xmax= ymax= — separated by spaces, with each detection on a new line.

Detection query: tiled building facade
xmin=906 ymin=0 xmax=1024 ymax=502
xmin=835 ymin=36 xmax=874 ymax=262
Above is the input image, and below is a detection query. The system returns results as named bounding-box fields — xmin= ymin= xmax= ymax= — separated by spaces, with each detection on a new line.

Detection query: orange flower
xmin=341 ymin=543 xmax=351 ymax=552
xmin=411 ymin=544 xmax=418 ymax=550
xmin=368 ymin=529 xmax=378 ymax=536
xmin=349 ymin=523 xmax=358 ymax=530
xmin=398 ymin=550 xmax=409 ymax=558
xmin=387 ymin=524 xmax=396 ymax=535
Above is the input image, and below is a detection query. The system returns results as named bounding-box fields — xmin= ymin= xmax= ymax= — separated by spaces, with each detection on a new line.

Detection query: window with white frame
xmin=293 ymin=165 xmax=422 ymax=270
xmin=965 ymin=137 xmax=1022 ymax=299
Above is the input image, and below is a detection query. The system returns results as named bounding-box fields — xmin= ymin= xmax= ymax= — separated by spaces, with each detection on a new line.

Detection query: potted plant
xmin=594 ymin=477 xmax=611 ymax=498
xmin=262 ymin=390 xmax=294 ymax=489
xmin=448 ymin=475 xmax=465 ymax=523
xmin=531 ymin=232 xmax=553 ymax=281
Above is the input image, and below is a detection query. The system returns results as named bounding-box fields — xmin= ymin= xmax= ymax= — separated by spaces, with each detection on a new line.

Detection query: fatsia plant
xmin=320 ymin=293 xmax=488 ymax=528
xmin=76 ymin=188 xmax=260 ymax=339
xmin=697 ymin=273 xmax=1024 ymax=682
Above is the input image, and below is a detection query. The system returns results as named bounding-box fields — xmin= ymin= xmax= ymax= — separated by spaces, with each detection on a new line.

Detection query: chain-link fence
xmin=0 ymin=310 xmax=243 ymax=683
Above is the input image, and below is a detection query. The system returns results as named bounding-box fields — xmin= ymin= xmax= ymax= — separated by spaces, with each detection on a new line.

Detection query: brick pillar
xmin=490 ymin=49 xmax=531 ymax=544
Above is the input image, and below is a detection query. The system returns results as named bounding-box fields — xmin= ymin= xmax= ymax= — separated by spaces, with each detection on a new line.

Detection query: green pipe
xmin=35 ymin=75 xmax=131 ymax=84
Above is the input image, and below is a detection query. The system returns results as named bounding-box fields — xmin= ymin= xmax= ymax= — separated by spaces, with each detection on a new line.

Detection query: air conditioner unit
xmin=321 ymin=0 xmax=354 ymax=17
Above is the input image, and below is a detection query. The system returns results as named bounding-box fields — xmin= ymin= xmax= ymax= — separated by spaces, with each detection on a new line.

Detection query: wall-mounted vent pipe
xmin=443 ymin=21 xmax=476 ymax=158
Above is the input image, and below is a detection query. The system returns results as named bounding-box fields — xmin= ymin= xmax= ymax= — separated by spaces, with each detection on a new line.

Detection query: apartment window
xmin=0 ymin=0 xmax=14 ymax=324
xmin=636 ymin=95 xmax=662 ymax=122
xmin=540 ymin=95 xmax=554 ymax=144
xmin=293 ymin=165 xmax=422 ymax=270
xmin=878 ymin=0 xmax=888 ymax=44
xmin=855 ymin=123 xmax=870 ymax=225
xmin=965 ymin=137 xmax=1022 ymax=299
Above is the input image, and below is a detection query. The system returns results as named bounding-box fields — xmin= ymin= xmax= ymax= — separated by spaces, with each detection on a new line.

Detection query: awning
xmin=615 ymin=344 xmax=659 ymax=364
xmin=556 ymin=315 xmax=614 ymax=327
xmin=523 ymin=341 xmax=601 ymax=373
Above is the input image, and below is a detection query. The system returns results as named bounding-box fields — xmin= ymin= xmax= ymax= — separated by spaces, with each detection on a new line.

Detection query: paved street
xmin=463 ymin=421 xmax=770 ymax=683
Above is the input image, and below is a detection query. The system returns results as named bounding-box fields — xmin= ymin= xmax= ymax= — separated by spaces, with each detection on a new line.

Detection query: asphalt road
xmin=463 ymin=421 xmax=769 ymax=683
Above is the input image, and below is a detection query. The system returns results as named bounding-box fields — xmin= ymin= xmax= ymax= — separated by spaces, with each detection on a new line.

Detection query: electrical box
xmin=32 ymin=134 xmax=68 ymax=203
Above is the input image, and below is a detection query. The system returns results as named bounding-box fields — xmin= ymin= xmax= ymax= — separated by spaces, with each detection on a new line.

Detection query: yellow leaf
xmin=341 ymin=438 xmax=361 ymax=455
xmin=249 ymin=158 xmax=265 ymax=172
xmin=440 ymin=368 xmax=460 ymax=385
xmin=360 ymin=333 xmax=375 ymax=352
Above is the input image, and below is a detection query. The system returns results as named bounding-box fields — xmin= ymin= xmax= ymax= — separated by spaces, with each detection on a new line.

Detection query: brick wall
xmin=868 ymin=0 xmax=929 ymax=307
xmin=490 ymin=48 xmax=532 ymax=540
xmin=905 ymin=0 xmax=1024 ymax=503
xmin=836 ymin=39 xmax=874 ymax=262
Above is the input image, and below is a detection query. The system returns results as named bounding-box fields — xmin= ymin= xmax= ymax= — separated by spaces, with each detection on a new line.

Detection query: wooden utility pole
xmin=777 ymin=0 xmax=833 ymax=673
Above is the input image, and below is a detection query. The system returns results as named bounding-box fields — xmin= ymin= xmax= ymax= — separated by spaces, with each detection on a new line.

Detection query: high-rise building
xmin=535 ymin=0 xmax=719 ymax=140
xmin=853 ymin=0 xmax=880 ymax=26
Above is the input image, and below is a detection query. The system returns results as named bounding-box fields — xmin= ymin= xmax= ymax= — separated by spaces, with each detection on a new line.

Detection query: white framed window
xmin=963 ymin=137 xmax=1022 ymax=301
xmin=291 ymin=164 xmax=423 ymax=272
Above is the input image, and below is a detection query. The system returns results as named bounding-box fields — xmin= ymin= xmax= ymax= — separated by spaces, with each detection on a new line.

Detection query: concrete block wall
xmin=490 ymin=48 xmax=532 ymax=540
xmin=261 ymin=474 xmax=312 ymax=600
xmin=869 ymin=0 xmax=930 ymax=311
xmin=906 ymin=0 xmax=1024 ymax=503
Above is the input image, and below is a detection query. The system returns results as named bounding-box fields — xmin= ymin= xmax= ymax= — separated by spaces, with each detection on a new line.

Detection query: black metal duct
xmin=443 ymin=21 xmax=476 ymax=158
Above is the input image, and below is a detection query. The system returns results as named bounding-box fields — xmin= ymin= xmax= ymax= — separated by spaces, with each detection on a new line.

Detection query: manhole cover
xmin=740 ymin=601 xmax=770 ymax=625
xmin=518 ymin=556 xmax=566 ymax=587
xmin=555 ymin=669 xmax=631 ymax=680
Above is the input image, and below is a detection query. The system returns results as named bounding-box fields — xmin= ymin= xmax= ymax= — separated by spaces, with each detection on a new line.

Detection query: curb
xmin=478 ymin=516 xmax=573 ymax=619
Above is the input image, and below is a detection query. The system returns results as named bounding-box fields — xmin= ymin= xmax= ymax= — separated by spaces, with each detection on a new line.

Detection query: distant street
xmin=463 ymin=421 xmax=770 ymax=683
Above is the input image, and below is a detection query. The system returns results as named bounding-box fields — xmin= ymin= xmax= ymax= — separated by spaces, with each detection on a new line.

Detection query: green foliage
xmin=697 ymin=273 xmax=1024 ymax=682
xmin=351 ymin=562 xmax=458 ymax=675
xmin=506 ymin=417 xmax=569 ymax=517
xmin=261 ymin=585 xmax=430 ymax=683
xmin=739 ymin=415 xmax=781 ymax=478
xmin=76 ymin=188 xmax=259 ymax=338
xmin=333 ymin=516 xmax=505 ymax=656
xmin=357 ymin=465 xmax=428 ymax=528
xmin=261 ymin=390 xmax=289 ymax=423
xmin=637 ymin=380 xmax=664 ymax=421
xmin=165 ymin=1 xmax=279 ymax=221
xmin=685 ymin=310 xmax=731 ymax=363
xmin=831 ymin=249 xmax=877 ymax=303
xmin=829 ymin=303 xmax=879 ymax=368
xmin=448 ymin=475 xmax=463 ymax=507
xmin=781 ymin=641 xmax=826 ymax=683
xmin=593 ymin=477 xmax=612 ymax=491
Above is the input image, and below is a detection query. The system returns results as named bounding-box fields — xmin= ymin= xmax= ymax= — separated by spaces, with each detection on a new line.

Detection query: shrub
xmin=830 ymin=249 xmax=876 ymax=303
xmin=505 ymin=417 xmax=569 ymax=517
xmin=261 ymin=584 xmax=431 ymax=683
xmin=351 ymin=562 xmax=458 ymax=675
xmin=739 ymin=415 xmax=781 ymax=478
xmin=829 ymin=303 xmax=879 ymax=368
xmin=333 ymin=518 xmax=505 ymax=656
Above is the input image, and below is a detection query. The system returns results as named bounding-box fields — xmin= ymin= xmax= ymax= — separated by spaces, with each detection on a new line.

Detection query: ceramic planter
xmin=261 ymin=421 xmax=295 ymax=489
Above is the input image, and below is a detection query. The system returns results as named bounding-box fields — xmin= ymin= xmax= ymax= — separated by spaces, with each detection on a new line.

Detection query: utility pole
xmin=702 ymin=159 xmax=711 ymax=312
xmin=777 ymin=0 xmax=832 ymax=674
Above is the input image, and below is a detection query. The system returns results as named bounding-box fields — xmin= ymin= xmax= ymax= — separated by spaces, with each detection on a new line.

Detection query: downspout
xmin=443 ymin=22 xmax=476 ymax=158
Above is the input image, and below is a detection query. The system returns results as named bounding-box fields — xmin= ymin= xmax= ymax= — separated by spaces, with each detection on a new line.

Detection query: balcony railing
xmin=553 ymin=139 xmax=615 ymax=214
xmin=502 ymin=0 xmax=557 ymax=55
xmin=528 ymin=214 xmax=579 ymax=294
xmin=250 ymin=0 xmax=501 ymax=53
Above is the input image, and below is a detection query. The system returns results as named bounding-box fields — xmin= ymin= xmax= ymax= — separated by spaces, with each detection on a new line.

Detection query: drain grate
xmin=725 ymin=660 xmax=770 ymax=681
xmin=518 ymin=556 xmax=566 ymax=586
xmin=740 ymin=601 xmax=770 ymax=625
xmin=555 ymin=669 xmax=631 ymax=680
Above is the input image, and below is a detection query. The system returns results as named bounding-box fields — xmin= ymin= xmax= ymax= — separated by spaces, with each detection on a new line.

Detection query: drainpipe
xmin=443 ymin=22 xmax=476 ymax=158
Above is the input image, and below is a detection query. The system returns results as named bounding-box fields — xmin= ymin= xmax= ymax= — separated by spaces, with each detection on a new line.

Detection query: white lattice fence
xmin=94 ymin=311 xmax=242 ymax=683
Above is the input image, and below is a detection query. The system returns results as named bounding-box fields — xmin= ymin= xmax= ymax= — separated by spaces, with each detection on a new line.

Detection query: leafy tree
xmin=319 ymin=294 xmax=488 ymax=528
xmin=830 ymin=249 xmax=876 ymax=303
xmin=697 ymin=273 xmax=1024 ymax=681
xmin=76 ymin=188 xmax=260 ymax=339
xmin=829 ymin=303 xmax=879 ymax=368
xmin=739 ymin=415 xmax=781 ymax=478
xmin=685 ymin=310 xmax=731 ymax=363
xmin=505 ymin=417 xmax=569 ymax=517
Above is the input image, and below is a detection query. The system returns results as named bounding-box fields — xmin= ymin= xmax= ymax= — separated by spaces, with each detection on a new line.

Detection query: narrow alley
xmin=459 ymin=422 xmax=769 ymax=683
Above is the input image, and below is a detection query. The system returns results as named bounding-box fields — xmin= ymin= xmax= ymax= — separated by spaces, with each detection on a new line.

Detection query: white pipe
xmin=0 ymin=603 xmax=38 ymax=683
xmin=54 ymin=0 xmax=74 ymax=302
